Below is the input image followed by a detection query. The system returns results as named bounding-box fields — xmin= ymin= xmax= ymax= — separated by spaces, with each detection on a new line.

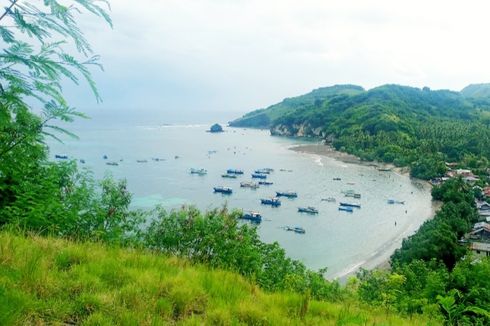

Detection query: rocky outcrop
xmin=270 ymin=123 xmax=325 ymax=138
xmin=209 ymin=123 xmax=224 ymax=133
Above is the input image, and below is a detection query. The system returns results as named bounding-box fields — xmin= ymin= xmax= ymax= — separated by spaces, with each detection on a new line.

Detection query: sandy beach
xmin=290 ymin=142 xmax=442 ymax=280
xmin=290 ymin=143 xmax=411 ymax=176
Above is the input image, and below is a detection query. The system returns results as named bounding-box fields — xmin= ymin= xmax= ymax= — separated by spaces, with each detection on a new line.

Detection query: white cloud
xmin=69 ymin=0 xmax=490 ymax=116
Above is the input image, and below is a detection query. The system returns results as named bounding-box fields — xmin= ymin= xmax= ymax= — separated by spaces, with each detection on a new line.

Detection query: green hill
xmin=0 ymin=231 xmax=436 ymax=325
xmin=229 ymin=84 xmax=364 ymax=128
xmin=461 ymin=83 xmax=490 ymax=99
xmin=231 ymin=84 xmax=490 ymax=179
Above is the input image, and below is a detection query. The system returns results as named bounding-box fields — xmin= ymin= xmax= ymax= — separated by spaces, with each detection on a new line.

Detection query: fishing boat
xmin=258 ymin=181 xmax=273 ymax=185
xmin=241 ymin=211 xmax=262 ymax=223
xmin=286 ymin=226 xmax=306 ymax=234
xmin=260 ymin=197 xmax=281 ymax=206
xmin=345 ymin=193 xmax=361 ymax=199
xmin=338 ymin=206 xmax=353 ymax=212
xmin=255 ymin=169 xmax=271 ymax=174
xmin=55 ymin=154 xmax=68 ymax=159
xmin=106 ymin=162 xmax=119 ymax=166
xmin=240 ymin=181 xmax=259 ymax=189
xmin=339 ymin=202 xmax=361 ymax=208
xmin=321 ymin=197 xmax=336 ymax=202
xmin=190 ymin=168 xmax=207 ymax=175
xmin=387 ymin=199 xmax=405 ymax=205
xmin=136 ymin=159 xmax=148 ymax=163
xmin=333 ymin=177 xmax=341 ymax=181
xmin=298 ymin=207 xmax=319 ymax=214
xmin=222 ymin=174 xmax=237 ymax=179
xmin=276 ymin=191 xmax=298 ymax=198
xmin=251 ymin=173 xmax=267 ymax=179
xmin=214 ymin=186 xmax=232 ymax=194
xmin=262 ymin=168 xmax=274 ymax=173
xmin=279 ymin=168 xmax=293 ymax=172
xmin=227 ymin=169 xmax=244 ymax=174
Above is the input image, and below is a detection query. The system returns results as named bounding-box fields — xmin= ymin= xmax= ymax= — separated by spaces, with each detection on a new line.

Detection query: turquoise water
xmin=49 ymin=123 xmax=433 ymax=278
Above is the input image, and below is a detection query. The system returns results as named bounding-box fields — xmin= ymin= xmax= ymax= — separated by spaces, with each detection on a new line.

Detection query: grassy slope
xmin=0 ymin=231 xmax=439 ymax=325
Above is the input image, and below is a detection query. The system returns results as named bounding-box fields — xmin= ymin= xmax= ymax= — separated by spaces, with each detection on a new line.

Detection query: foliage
xmin=358 ymin=178 xmax=490 ymax=325
xmin=232 ymin=84 xmax=490 ymax=179
xmin=0 ymin=160 xmax=144 ymax=244
xmin=0 ymin=231 xmax=436 ymax=325
xmin=144 ymin=206 xmax=342 ymax=300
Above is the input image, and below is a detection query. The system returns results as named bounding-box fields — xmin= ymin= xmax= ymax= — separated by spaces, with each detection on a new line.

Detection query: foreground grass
xmin=0 ymin=232 xmax=440 ymax=325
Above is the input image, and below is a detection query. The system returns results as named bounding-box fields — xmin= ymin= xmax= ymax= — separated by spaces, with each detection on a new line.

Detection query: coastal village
xmin=431 ymin=164 xmax=490 ymax=259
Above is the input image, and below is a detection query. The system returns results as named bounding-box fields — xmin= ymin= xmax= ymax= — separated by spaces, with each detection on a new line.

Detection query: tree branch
xmin=0 ymin=0 xmax=19 ymax=24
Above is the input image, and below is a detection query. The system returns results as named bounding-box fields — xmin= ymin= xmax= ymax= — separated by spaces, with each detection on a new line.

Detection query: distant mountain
xmin=461 ymin=83 xmax=490 ymax=98
xmin=230 ymin=83 xmax=490 ymax=179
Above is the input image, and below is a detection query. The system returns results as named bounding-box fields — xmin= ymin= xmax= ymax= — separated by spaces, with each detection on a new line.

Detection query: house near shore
xmin=476 ymin=201 xmax=490 ymax=219
xmin=469 ymin=242 xmax=490 ymax=258
xmin=483 ymin=187 xmax=490 ymax=197
xmin=444 ymin=168 xmax=479 ymax=184
xmin=462 ymin=222 xmax=490 ymax=258
xmin=468 ymin=222 xmax=490 ymax=241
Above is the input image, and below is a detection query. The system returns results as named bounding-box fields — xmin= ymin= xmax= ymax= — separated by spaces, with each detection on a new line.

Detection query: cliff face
xmin=270 ymin=123 xmax=325 ymax=138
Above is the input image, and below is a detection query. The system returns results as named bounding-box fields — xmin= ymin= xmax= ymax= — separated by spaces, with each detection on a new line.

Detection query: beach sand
xmin=289 ymin=142 xmax=442 ymax=280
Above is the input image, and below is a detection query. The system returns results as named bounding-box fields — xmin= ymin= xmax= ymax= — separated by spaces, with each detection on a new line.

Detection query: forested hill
xmin=230 ymin=84 xmax=490 ymax=179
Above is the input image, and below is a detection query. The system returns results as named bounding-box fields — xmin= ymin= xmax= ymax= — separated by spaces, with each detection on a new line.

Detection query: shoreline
xmin=289 ymin=142 xmax=441 ymax=280
xmin=290 ymin=143 xmax=411 ymax=177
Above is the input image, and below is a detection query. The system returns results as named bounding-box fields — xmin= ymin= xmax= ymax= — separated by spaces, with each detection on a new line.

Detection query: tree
xmin=0 ymin=0 xmax=112 ymax=159
xmin=0 ymin=1 xmax=113 ymax=231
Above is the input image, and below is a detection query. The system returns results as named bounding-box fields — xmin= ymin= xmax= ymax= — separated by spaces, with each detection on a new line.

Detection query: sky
xmin=65 ymin=0 xmax=490 ymax=123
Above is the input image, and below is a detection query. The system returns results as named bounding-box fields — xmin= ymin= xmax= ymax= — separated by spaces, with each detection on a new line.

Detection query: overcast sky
xmin=67 ymin=0 xmax=490 ymax=121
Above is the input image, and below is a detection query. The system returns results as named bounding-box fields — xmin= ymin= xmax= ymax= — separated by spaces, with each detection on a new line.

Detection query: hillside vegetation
xmin=230 ymin=84 xmax=490 ymax=179
xmin=0 ymin=231 xmax=437 ymax=325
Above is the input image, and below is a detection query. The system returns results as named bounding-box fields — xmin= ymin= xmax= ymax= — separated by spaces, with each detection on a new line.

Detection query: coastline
xmin=289 ymin=142 xmax=441 ymax=280
xmin=290 ymin=143 xmax=411 ymax=177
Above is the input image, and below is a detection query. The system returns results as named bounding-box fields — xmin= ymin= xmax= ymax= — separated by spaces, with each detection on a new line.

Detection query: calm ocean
xmin=48 ymin=118 xmax=433 ymax=278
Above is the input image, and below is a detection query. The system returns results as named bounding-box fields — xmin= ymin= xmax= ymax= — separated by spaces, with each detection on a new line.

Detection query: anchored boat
xmin=388 ymin=199 xmax=405 ymax=205
xmin=261 ymin=197 xmax=281 ymax=207
xmin=213 ymin=186 xmax=232 ymax=194
xmin=286 ymin=226 xmax=306 ymax=234
xmin=259 ymin=181 xmax=273 ymax=185
xmin=227 ymin=169 xmax=244 ymax=174
xmin=298 ymin=207 xmax=319 ymax=214
xmin=240 ymin=181 xmax=259 ymax=189
xmin=251 ymin=173 xmax=267 ymax=179
xmin=241 ymin=211 xmax=262 ymax=223
xmin=190 ymin=168 xmax=207 ymax=175
xmin=339 ymin=202 xmax=361 ymax=208
xmin=345 ymin=193 xmax=361 ymax=199
xmin=222 ymin=174 xmax=237 ymax=179
xmin=338 ymin=206 xmax=354 ymax=212
xmin=276 ymin=191 xmax=298 ymax=198
xmin=321 ymin=197 xmax=336 ymax=202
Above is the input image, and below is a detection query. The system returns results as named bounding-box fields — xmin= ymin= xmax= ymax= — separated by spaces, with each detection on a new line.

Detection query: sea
xmin=48 ymin=115 xmax=434 ymax=279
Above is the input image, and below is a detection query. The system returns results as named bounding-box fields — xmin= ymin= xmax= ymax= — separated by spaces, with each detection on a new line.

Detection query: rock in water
xmin=209 ymin=123 xmax=224 ymax=133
